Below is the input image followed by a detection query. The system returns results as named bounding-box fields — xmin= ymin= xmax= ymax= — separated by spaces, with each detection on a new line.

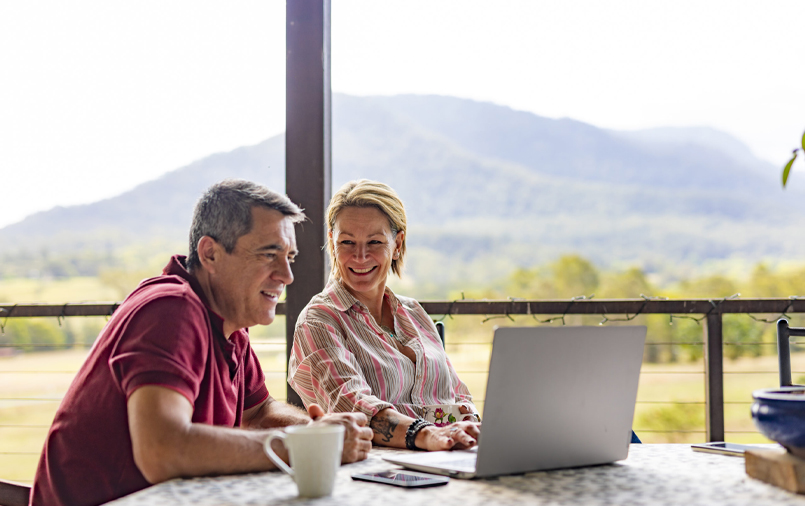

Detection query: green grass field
xmin=0 ymin=334 xmax=789 ymax=484
xmin=0 ymin=277 xmax=790 ymax=483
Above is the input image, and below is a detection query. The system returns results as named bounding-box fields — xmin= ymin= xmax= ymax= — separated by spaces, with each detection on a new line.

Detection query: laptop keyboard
xmin=419 ymin=452 xmax=477 ymax=470
xmin=444 ymin=457 xmax=477 ymax=470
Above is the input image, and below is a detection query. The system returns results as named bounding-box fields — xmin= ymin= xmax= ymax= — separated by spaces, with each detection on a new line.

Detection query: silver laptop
xmin=383 ymin=325 xmax=646 ymax=478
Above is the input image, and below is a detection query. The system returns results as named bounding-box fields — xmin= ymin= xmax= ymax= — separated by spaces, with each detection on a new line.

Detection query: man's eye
xmin=288 ymin=257 xmax=296 ymax=264
xmin=264 ymin=253 xmax=276 ymax=260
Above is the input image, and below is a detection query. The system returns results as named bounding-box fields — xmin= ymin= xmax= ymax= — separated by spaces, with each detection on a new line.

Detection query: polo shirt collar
xmin=161 ymin=255 xmax=243 ymax=378
xmin=325 ymin=275 xmax=399 ymax=314
xmin=162 ymin=255 xmax=227 ymax=338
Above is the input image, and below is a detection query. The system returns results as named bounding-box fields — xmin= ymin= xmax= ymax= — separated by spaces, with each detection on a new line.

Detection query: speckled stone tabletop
xmin=104 ymin=444 xmax=805 ymax=506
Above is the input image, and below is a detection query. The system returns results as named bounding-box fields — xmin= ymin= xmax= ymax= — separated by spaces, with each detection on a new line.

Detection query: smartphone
xmin=351 ymin=470 xmax=450 ymax=488
xmin=690 ymin=442 xmax=760 ymax=456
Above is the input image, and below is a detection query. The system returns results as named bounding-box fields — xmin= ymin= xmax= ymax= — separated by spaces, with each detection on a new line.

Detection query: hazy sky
xmin=2 ymin=1 xmax=804 ymax=229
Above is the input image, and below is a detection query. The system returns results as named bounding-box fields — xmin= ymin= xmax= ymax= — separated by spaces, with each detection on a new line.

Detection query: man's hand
xmin=307 ymin=404 xmax=373 ymax=463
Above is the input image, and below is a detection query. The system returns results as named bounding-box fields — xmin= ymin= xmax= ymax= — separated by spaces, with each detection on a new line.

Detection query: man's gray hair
xmin=187 ymin=179 xmax=305 ymax=270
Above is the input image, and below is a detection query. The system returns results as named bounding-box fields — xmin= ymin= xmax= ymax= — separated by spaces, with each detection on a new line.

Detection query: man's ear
xmin=196 ymin=236 xmax=221 ymax=274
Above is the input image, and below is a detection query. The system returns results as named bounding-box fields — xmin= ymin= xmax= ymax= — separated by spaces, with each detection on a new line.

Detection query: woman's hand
xmin=458 ymin=404 xmax=480 ymax=422
xmin=415 ymin=421 xmax=481 ymax=451
xmin=368 ymin=407 xmax=480 ymax=451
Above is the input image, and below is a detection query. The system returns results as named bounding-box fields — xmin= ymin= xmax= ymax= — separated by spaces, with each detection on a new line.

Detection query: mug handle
xmin=264 ymin=431 xmax=294 ymax=477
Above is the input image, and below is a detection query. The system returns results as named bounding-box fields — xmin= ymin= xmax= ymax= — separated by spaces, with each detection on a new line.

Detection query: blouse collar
xmin=324 ymin=275 xmax=399 ymax=315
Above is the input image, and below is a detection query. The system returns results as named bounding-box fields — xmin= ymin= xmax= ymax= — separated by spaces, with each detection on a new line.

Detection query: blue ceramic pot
xmin=752 ymin=387 xmax=805 ymax=457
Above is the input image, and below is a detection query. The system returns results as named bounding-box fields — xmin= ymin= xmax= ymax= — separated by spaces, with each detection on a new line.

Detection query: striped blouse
xmin=288 ymin=277 xmax=478 ymax=420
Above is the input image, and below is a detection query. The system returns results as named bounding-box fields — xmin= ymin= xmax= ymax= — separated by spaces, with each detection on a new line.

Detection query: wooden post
xmin=704 ymin=313 xmax=725 ymax=441
xmin=0 ymin=479 xmax=30 ymax=506
xmin=285 ymin=0 xmax=332 ymax=406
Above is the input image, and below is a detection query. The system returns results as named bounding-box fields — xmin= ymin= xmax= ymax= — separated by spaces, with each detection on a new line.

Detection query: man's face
xmin=211 ymin=207 xmax=297 ymax=334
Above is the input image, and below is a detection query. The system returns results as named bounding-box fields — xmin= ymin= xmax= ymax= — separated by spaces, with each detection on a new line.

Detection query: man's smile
xmin=260 ymin=289 xmax=282 ymax=301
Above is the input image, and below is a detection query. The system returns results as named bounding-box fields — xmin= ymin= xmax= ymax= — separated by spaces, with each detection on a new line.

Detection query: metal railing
xmin=3 ymin=296 xmax=804 ymax=441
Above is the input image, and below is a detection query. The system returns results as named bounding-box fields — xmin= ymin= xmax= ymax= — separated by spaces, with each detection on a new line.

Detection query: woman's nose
xmin=354 ymin=243 xmax=368 ymax=258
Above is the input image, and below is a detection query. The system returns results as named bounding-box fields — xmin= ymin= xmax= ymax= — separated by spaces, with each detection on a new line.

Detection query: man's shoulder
xmin=121 ymin=274 xmax=206 ymax=316
xmin=107 ymin=275 xmax=215 ymax=365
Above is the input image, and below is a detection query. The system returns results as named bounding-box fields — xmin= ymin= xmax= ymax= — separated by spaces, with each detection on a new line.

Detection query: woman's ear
xmin=327 ymin=229 xmax=340 ymax=278
xmin=327 ymin=229 xmax=336 ymax=255
xmin=394 ymin=230 xmax=405 ymax=252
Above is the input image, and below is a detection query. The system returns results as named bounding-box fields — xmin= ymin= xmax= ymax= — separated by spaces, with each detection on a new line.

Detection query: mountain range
xmin=1 ymin=94 xmax=802 ymax=289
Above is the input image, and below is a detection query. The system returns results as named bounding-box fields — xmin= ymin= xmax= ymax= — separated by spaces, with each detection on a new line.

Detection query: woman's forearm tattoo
xmin=370 ymin=414 xmax=399 ymax=443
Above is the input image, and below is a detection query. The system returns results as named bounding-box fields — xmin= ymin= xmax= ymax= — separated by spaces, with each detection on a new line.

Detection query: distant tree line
xmin=447 ymin=254 xmax=805 ymax=363
xmin=0 ymin=249 xmax=121 ymax=278
xmin=0 ymin=240 xmax=182 ymax=279
xmin=3 ymin=253 xmax=805 ymax=361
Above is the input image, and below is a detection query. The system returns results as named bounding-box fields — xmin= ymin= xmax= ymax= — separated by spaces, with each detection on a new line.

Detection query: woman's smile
xmin=350 ymin=266 xmax=377 ymax=275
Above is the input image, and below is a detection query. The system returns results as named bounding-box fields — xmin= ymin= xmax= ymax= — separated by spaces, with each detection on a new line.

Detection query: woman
xmin=288 ymin=180 xmax=481 ymax=451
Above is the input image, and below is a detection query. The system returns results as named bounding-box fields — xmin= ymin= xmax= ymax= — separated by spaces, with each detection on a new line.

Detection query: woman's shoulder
xmin=297 ymin=289 xmax=351 ymax=328
xmin=386 ymin=290 xmax=442 ymax=333
xmin=393 ymin=292 xmax=423 ymax=311
xmin=390 ymin=292 xmax=434 ymax=323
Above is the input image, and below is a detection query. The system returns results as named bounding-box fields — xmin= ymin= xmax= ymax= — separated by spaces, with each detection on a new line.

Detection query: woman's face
xmin=331 ymin=206 xmax=403 ymax=302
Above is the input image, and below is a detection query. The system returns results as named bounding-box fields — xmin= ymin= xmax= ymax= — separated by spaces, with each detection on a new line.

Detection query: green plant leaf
xmin=801 ymin=130 xmax=805 ymax=152
xmin=783 ymin=150 xmax=798 ymax=187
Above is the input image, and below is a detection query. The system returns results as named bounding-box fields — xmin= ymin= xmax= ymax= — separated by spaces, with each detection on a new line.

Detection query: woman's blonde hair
xmin=327 ymin=179 xmax=407 ymax=278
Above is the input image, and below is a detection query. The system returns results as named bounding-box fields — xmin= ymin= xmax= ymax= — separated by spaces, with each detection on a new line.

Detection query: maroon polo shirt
xmin=30 ymin=255 xmax=269 ymax=506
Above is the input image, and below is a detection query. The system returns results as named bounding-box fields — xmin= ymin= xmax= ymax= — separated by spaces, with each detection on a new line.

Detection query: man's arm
xmin=129 ymin=386 xmax=374 ymax=484
xmin=242 ymin=395 xmax=310 ymax=429
xmin=128 ymin=385 xmax=281 ymax=484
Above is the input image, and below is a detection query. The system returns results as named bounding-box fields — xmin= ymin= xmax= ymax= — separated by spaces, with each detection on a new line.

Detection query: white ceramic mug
xmin=263 ymin=424 xmax=345 ymax=498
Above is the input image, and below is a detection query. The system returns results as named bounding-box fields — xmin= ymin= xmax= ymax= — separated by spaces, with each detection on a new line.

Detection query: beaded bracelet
xmin=405 ymin=418 xmax=433 ymax=450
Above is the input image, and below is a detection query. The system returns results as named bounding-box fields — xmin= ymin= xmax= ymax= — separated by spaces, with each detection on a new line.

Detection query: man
xmin=31 ymin=180 xmax=373 ymax=506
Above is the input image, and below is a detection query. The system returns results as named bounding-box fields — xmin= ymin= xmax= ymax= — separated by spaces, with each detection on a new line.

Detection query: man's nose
xmin=274 ymin=257 xmax=294 ymax=285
